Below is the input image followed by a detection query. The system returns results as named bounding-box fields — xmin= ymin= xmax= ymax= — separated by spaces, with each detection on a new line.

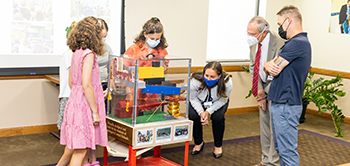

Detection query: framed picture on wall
xmin=329 ymin=0 xmax=350 ymax=34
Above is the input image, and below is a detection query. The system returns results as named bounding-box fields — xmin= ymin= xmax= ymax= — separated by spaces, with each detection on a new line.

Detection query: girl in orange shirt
xmin=123 ymin=17 xmax=169 ymax=69
xmin=123 ymin=17 xmax=169 ymax=111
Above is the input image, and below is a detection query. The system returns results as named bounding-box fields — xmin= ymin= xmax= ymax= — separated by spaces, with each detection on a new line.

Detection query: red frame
xmin=103 ymin=141 xmax=189 ymax=166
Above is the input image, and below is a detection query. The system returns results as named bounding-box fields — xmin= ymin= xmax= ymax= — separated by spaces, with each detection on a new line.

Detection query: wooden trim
xmin=310 ymin=67 xmax=350 ymax=79
xmin=166 ymin=79 xmax=184 ymax=84
xmin=165 ymin=65 xmax=249 ymax=74
xmin=306 ymin=108 xmax=350 ymax=124
xmin=225 ymin=106 xmax=259 ymax=115
xmin=337 ymin=163 xmax=350 ymax=166
xmin=0 ymin=75 xmax=45 ymax=80
xmin=0 ymin=124 xmax=58 ymax=137
xmin=225 ymin=107 xmax=350 ymax=125
xmin=44 ymin=75 xmax=60 ymax=84
xmin=166 ymin=66 xmax=350 ymax=78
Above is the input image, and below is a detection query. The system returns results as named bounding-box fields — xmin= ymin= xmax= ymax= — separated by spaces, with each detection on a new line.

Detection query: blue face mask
xmin=204 ymin=76 xmax=218 ymax=87
xmin=146 ymin=38 xmax=160 ymax=48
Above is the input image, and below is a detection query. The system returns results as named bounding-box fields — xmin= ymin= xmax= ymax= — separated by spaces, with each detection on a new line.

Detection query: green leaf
xmin=241 ymin=65 xmax=250 ymax=73
xmin=302 ymin=72 xmax=346 ymax=137
xmin=245 ymin=89 xmax=252 ymax=99
xmin=321 ymin=107 xmax=328 ymax=112
xmin=335 ymin=91 xmax=346 ymax=97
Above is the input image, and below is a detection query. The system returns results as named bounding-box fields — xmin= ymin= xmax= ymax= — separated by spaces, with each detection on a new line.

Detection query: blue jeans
xmin=270 ymin=102 xmax=302 ymax=166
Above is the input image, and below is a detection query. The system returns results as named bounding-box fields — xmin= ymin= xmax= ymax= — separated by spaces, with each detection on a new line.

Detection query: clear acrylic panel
xmin=106 ymin=54 xmax=192 ymax=127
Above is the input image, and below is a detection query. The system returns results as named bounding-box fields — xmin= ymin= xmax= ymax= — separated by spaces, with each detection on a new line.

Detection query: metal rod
xmin=132 ymin=60 xmax=139 ymax=126
xmin=186 ymin=59 xmax=192 ymax=119
xmin=120 ymin=0 xmax=126 ymax=55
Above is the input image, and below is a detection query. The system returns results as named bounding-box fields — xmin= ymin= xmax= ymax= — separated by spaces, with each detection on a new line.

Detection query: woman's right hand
xmin=200 ymin=112 xmax=209 ymax=126
xmin=92 ymin=112 xmax=100 ymax=125
xmin=126 ymin=93 xmax=133 ymax=101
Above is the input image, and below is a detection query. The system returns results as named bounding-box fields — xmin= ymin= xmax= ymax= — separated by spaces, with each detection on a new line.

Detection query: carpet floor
xmin=44 ymin=129 xmax=350 ymax=166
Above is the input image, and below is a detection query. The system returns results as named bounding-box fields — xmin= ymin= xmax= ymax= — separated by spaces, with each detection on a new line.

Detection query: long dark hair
xmin=191 ymin=61 xmax=232 ymax=98
xmin=97 ymin=18 xmax=108 ymax=31
xmin=133 ymin=17 xmax=168 ymax=50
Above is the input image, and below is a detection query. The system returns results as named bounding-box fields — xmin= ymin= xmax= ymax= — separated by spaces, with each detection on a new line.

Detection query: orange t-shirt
xmin=123 ymin=42 xmax=168 ymax=67
xmin=122 ymin=42 xmax=168 ymax=111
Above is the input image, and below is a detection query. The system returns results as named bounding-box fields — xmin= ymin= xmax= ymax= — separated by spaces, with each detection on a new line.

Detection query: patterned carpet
xmin=44 ymin=129 xmax=350 ymax=166
xmin=157 ymin=130 xmax=350 ymax=166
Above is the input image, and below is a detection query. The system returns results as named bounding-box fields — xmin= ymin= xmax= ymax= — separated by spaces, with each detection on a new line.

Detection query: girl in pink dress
xmin=57 ymin=16 xmax=108 ymax=166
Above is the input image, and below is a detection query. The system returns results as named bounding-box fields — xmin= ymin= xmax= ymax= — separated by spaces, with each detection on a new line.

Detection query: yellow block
xmin=138 ymin=67 xmax=164 ymax=79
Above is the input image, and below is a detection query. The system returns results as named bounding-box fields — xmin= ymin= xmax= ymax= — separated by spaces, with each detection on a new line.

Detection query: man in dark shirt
xmin=263 ymin=5 xmax=311 ymax=166
xmin=339 ymin=0 xmax=350 ymax=33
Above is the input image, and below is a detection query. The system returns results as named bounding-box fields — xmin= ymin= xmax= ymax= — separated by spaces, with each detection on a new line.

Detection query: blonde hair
xmin=276 ymin=5 xmax=302 ymax=23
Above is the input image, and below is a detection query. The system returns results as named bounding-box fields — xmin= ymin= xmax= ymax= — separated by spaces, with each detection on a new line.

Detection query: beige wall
xmin=264 ymin=0 xmax=295 ymax=32
xmin=295 ymin=0 xmax=350 ymax=72
xmin=125 ymin=0 xmax=209 ymax=66
xmin=0 ymin=79 xmax=59 ymax=129
xmin=265 ymin=0 xmax=350 ymax=72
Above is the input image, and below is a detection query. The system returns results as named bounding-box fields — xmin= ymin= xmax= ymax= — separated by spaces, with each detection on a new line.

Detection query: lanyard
xmin=207 ymin=89 xmax=213 ymax=102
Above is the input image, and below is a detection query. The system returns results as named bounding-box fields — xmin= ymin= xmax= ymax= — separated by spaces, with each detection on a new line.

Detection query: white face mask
xmin=247 ymin=28 xmax=266 ymax=46
xmin=146 ymin=38 xmax=160 ymax=48
xmin=247 ymin=35 xmax=259 ymax=46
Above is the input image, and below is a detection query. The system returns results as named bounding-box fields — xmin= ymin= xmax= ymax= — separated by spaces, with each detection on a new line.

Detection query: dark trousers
xmin=189 ymin=101 xmax=228 ymax=147
xmin=102 ymin=82 xmax=108 ymax=113
xmin=341 ymin=26 xmax=344 ymax=34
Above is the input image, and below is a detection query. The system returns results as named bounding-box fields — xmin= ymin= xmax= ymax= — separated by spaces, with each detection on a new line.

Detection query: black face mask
xmin=278 ymin=25 xmax=287 ymax=40
xmin=278 ymin=18 xmax=290 ymax=40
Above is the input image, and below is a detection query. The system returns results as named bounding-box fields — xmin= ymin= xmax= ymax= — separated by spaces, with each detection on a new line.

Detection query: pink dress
xmin=60 ymin=48 xmax=108 ymax=150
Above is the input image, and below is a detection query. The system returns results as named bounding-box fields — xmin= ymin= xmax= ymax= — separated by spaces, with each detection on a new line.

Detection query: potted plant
xmin=242 ymin=66 xmax=346 ymax=137
xmin=302 ymin=72 xmax=346 ymax=137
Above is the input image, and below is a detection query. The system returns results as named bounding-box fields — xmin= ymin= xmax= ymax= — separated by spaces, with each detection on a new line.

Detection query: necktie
xmin=252 ymin=43 xmax=262 ymax=97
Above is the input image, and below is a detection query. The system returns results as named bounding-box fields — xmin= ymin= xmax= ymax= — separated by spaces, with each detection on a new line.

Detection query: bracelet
xmin=146 ymin=54 xmax=155 ymax=58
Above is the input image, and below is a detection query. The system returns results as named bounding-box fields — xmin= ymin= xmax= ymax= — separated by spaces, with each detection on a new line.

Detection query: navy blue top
xmin=267 ymin=32 xmax=311 ymax=105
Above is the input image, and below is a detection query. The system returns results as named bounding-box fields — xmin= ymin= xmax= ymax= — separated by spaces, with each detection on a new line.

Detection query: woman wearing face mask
xmin=123 ymin=17 xmax=169 ymax=109
xmin=189 ymin=61 xmax=232 ymax=159
xmin=96 ymin=18 xmax=113 ymax=93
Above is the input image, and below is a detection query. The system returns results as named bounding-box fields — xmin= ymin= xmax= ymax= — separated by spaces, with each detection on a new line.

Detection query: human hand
xmin=200 ymin=111 xmax=209 ymax=123
xmin=92 ymin=112 xmax=100 ymax=125
xmin=256 ymin=90 xmax=267 ymax=111
xmin=257 ymin=90 xmax=267 ymax=100
xmin=126 ymin=87 xmax=133 ymax=100
xmin=103 ymin=90 xmax=108 ymax=99
xmin=126 ymin=93 xmax=133 ymax=101
xmin=163 ymin=64 xmax=168 ymax=72
xmin=263 ymin=60 xmax=279 ymax=77
xmin=257 ymin=98 xmax=267 ymax=111
xmin=201 ymin=119 xmax=209 ymax=126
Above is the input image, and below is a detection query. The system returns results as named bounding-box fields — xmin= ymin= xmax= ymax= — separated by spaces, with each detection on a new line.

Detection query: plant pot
xmin=300 ymin=101 xmax=309 ymax=123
